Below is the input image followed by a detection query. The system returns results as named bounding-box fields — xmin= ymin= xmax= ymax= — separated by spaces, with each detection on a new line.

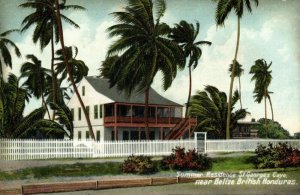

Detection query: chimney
xmin=251 ymin=118 xmax=255 ymax=122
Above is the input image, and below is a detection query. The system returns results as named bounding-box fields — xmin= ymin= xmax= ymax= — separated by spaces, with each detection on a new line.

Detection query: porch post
xmin=138 ymin=127 xmax=141 ymax=140
xmin=168 ymin=107 xmax=171 ymax=124
xmin=131 ymin=105 xmax=133 ymax=124
xmin=114 ymin=103 xmax=118 ymax=140
xmin=155 ymin=106 xmax=158 ymax=124
xmin=160 ymin=127 xmax=163 ymax=140
xmin=114 ymin=126 xmax=118 ymax=140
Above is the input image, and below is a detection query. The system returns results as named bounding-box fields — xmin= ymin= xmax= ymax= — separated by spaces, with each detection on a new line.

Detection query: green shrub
xmin=121 ymin=155 xmax=157 ymax=174
xmin=161 ymin=147 xmax=212 ymax=171
xmin=253 ymin=142 xmax=300 ymax=169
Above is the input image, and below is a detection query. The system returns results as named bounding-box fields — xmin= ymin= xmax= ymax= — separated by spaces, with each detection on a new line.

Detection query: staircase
xmin=165 ymin=118 xmax=197 ymax=140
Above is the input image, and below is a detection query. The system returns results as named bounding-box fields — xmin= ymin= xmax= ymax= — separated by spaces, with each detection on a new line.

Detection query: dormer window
xmin=82 ymin=86 xmax=85 ymax=96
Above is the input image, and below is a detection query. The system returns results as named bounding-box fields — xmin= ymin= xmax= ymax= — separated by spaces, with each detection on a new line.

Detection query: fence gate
xmin=194 ymin=132 xmax=207 ymax=153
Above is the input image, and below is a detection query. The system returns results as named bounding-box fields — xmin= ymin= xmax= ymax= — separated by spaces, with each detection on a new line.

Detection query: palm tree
xmin=55 ymin=46 xmax=89 ymax=84
xmin=20 ymin=54 xmax=52 ymax=119
xmin=0 ymin=29 xmax=21 ymax=78
xmin=189 ymin=85 xmax=248 ymax=139
xmin=20 ymin=0 xmax=84 ymax=120
xmin=0 ymin=74 xmax=66 ymax=138
xmin=229 ymin=61 xmax=244 ymax=109
xmin=102 ymin=0 xmax=185 ymax=139
xmin=169 ymin=20 xmax=211 ymax=117
xmin=54 ymin=0 xmax=95 ymax=140
xmin=213 ymin=0 xmax=259 ymax=139
xmin=250 ymin=59 xmax=273 ymax=122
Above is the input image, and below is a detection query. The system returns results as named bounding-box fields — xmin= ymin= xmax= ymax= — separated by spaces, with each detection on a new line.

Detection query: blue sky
xmin=1 ymin=0 xmax=299 ymax=134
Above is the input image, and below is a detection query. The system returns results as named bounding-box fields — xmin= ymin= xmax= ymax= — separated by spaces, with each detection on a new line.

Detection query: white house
xmin=68 ymin=76 xmax=196 ymax=141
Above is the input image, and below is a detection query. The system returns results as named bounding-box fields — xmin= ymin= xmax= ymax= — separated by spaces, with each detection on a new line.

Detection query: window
xmin=123 ymin=131 xmax=129 ymax=140
xmin=131 ymin=131 xmax=139 ymax=140
xmin=86 ymin=131 xmax=89 ymax=139
xmin=96 ymin=131 xmax=100 ymax=141
xmin=140 ymin=131 xmax=155 ymax=140
xmin=86 ymin=106 xmax=90 ymax=117
xmin=71 ymin=108 xmax=74 ymax=121
xmin=78 ymin=107 xmax=81 ymax=121
xmin=94 ymin=105 xmax=98 ymax=119
xmin=111 ymin=131 xmax=115 ymax=141
xmin=82 ymin=86 xmax=85 ymax=96
xmin=100 ymin=105 xmax=103 ymax=118
xmin=78 ymin=131 xmax=81 ymax=140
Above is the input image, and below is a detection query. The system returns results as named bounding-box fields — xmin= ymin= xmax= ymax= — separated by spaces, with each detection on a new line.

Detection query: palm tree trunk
xmin=144 ymin=88 xmax=150 ymax=140
xmin=264 ymin=89 xmax=267 ymax=138
xmin=268 ymin=96 xmax=274 ymax=121
xmin=42 ymin=91 xmax=51 ymax=120
xmin=238 ymin=76 xmax=242 ymax=109
xmin=55 ymin=0 xmax=95 ymax=140
xmin=225 ymin=17 xmax=240 ymax=139
xmin=50 ymin=26 xmax=57 ymax=121
xmin=185 ymin=66 xmax=192 ymax=118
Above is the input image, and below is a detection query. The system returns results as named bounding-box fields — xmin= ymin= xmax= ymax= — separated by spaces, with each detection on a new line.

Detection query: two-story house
xmin=68 ymin=76 xmax=196 ymax=141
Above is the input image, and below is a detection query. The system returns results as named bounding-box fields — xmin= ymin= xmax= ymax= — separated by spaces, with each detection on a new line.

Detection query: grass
xmin=0 ymin=162 xmax=122 ymax=181
xmin=212 ymin=155 xmax=255 ymax=172
xmin=0 ymin=154 xmax=298 ymax=181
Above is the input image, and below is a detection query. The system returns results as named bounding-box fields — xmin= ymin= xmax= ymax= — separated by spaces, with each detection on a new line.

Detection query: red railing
xmin=104 ymin=116 xmax=183 ymax=125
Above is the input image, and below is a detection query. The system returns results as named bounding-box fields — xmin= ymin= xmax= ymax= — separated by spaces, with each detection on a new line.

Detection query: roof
xmin=85 ymin=76 xmax=182 ymax=107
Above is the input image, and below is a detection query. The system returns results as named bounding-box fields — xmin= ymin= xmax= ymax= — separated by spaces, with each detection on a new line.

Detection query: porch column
xmin=160 ymin=127 xmax=163 ymax=140
xmin=114 ymin=103 xmax=118 ymax=140
xmin=138 ymin=127 xmax=141 ymax=140
xmin=155 ymin=106 xmax=158 ymax=124
xmin=131 ymin=105 xmax=133 ymax=124
xmin=168 ymin=107 xmax=171 ymax=124
xmin=114 ymin=126 xmax=118 ymax=140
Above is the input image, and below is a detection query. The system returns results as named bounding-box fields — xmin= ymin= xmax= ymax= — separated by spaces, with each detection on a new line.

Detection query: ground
xmin=1 ymin=152 xmax=299 ymax=195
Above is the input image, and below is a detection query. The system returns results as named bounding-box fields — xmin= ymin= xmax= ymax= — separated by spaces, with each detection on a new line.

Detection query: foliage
xmin=19 ymin=0 xmax=84 ymax=50
xmin=253 ymin=142 xmax=300 ymax=169
xmin=189 ymin=85 xmax=249 ymax=139
xmin=169 ymin=20 xmax=211 ymax=116
xmin=161 ymin=147 xmax=212 ymax=171
xmin=55 ymin=46 xmax=89 ymax=85
xmin=249 ymin=59 xmax=274 ymax=121
xmin=121 ymin=155 xmax=157 ymax=174
xmin=0 ymin=74 xmax=66 ymax=138
xmin=254 ymin=118 xmax=290 ymax=139
xmin=0 ymin=29 xmax=21 ymax=76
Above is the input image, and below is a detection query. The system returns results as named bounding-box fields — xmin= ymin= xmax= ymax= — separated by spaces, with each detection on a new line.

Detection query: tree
xmin=249 ymin=59 xmax=273 ymax=122
xmin=0 ymin=74 xmax=66 ymax=138
xmin=169 ymin=20 xmax=211 ymax=117
xmin=213 ymin=0 xmax=259 ymax=139
xmin=255 ymin=118 xmax=290 ymax=139
xmin=20 ymin=54 xmax=52 ymax=119
xmin=189 ymin=85 xmax=248 ymax=139
xmin=20 ymin=0 xmax=84 ymax=120
xmin=0 ymin=29 xmax=21 ymax=78
xmin=229 ymin=61 xmax=244 ymax=109
xmin=54 ymin=0 xmax=95 ymax=140
xmin=55 ymin=46 xmax=89 ymax=85
xmin=102 ymin=0 xmax=185 ymax=139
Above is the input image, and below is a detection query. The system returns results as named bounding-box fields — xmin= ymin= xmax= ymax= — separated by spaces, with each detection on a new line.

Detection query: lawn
xmin=0 ymin=153 xmax=298 ymax=181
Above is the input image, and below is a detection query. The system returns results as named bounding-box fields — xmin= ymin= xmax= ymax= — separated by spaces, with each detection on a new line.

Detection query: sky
xmin=0 ymin=0 xmax=299 ymax=135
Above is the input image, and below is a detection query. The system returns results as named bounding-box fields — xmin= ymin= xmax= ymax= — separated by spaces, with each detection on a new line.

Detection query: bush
xmin=161 ymin=147 xmax=212 ymax=171
xmin=121 ymin=155 xmax=157 ymax=174
xmin=253 ymin=142 xmax=300 ymax=169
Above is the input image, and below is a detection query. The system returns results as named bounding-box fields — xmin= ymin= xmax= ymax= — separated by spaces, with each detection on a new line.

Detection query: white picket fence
xmin=0 ymin=139 xmax=195 ymax=160
xmin=0 ymin=139 xmax=300 ymax=160
xmin=206 ymin=139 xmax=300 ymax=152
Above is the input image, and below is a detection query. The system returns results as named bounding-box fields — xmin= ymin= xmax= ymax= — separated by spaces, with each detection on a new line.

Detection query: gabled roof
xmin=85 ymin=76 xmax=182 ymax=107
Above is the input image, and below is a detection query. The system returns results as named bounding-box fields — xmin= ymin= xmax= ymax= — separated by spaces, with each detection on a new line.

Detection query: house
xmin=232 ymin=119 xmax=260 ymax=139
xmin=68 ymin=76 xmax=196 ymax=141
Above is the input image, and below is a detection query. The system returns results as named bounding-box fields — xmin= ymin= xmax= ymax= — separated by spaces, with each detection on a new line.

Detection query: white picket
xmin=0 ymin=138 xmax=299 ymax=160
